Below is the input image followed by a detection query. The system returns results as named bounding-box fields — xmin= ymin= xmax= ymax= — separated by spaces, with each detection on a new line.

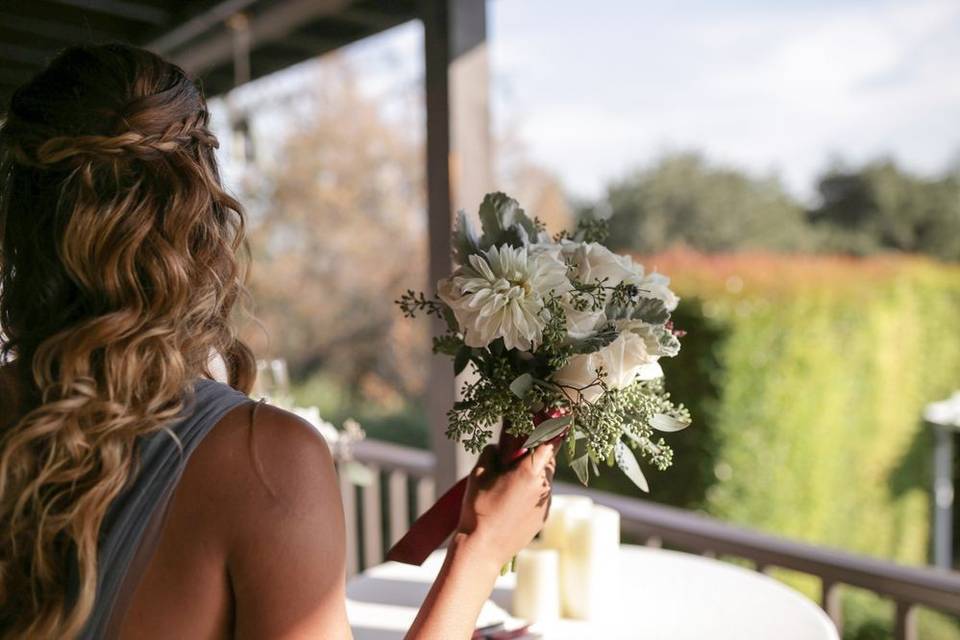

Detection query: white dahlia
xmin=438 ymin=244 xmax=571 ymax=351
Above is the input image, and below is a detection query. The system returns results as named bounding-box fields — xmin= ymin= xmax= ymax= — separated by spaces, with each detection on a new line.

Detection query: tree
xmin=595 ymin=153 xmax=811 ymax=254
xmin=808 ymin=159 xmax=960 ymax=261
xmin=240 ymin=62 xmax=429 ymax=399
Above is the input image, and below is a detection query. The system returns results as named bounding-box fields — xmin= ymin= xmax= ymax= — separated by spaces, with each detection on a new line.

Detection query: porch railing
xmin=338 ymin=438 xmax=960 ymax=640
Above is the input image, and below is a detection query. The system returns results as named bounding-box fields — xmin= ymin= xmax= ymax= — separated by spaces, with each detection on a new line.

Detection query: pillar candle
xmin=540 ymin=495 xmax=594 ymax=550
xmin=512 ymin=546 xmax=561 ymax=623
xmin=562 ymin=504 xmax=621 ymax=620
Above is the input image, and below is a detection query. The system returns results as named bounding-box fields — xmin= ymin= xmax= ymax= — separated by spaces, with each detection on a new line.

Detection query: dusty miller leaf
xmin=608 ymin=297 xmax=669 ymax=325
xmin=477 ymin=192 xmax=538 ymax=249
xmin=568 ymin=324 xmax=619 ymax=355
xmin=452 ymin=210 xmax=482 ymax=264
xmin=656 ymin=329 xmax=681 ymax=357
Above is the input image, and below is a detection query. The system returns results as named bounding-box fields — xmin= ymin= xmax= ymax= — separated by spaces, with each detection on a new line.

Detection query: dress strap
xmin=81 ymin=379 xmax=251 ymax=639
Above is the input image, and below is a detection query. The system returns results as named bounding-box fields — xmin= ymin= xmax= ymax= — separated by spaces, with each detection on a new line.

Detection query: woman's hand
xmin=407 ymin=442 xmax=556 ymax=639
xmin=456 ymin=442 xmax=557 ymax=569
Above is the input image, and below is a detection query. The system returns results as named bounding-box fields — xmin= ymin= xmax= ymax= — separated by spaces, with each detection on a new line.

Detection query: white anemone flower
xmin=438 ymin=244 xmax=571 ymax=351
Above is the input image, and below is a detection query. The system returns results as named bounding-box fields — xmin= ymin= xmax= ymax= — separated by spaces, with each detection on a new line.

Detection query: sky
xmin=226 ymin=0 xmax=960 ymax=204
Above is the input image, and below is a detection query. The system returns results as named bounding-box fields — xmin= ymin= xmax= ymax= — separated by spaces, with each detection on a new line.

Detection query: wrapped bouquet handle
xmin=386 ymin=409 xmax=567 ymax=566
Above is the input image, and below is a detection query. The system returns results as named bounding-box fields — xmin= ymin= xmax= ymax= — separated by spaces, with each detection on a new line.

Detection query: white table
xmin=347 ymin=545 xmax=839 ymax=639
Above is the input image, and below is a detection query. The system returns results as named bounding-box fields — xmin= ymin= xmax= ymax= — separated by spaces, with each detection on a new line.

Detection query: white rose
xmin=566 ymin=242 xmax=642 ymax=288
xmin=552 ymin=329 xmax=663 ymax=403
xmin=564 ymin=307 xmax=606 ymax=340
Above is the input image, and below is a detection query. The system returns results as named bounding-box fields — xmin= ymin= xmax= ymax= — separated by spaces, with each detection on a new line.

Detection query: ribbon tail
xmin=385 ymin=477 xmax=468 ymax=565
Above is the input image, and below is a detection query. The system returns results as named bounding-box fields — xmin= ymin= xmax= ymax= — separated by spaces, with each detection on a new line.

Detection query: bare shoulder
xmin=181 ymin=401 xmax=342 ymax=533
xmin=178 ymin=401 xmax=350 ymax=636
xmin=122 ymin=400 xmax=350 ymax=638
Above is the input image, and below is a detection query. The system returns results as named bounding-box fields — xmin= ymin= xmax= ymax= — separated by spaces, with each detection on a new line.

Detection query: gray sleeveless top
xmin=80 ymin=378 xmax=251 ymax=639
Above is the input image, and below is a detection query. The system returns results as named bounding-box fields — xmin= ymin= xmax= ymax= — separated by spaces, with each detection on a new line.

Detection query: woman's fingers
xmin=530 ymin=441 xmax=557 ymax=474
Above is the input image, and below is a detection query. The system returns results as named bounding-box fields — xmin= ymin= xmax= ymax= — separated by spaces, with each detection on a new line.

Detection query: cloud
xmin=490 ymin=0 xmax=960 ymax=201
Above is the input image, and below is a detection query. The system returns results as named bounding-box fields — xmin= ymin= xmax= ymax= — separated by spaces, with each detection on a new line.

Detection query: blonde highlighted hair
xmin=0 ymin=44 xmax=255 ymax=637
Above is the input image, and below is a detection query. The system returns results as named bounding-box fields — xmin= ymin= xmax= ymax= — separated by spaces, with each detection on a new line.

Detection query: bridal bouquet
xmin=388 ymin=193 xmax=689 ymax=565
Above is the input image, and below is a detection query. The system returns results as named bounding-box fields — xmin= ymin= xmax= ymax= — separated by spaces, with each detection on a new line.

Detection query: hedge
xmin=645 ymin=250 xmax=960 ymax=639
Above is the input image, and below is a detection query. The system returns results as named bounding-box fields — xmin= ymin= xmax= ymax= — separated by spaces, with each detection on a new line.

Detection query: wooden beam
xmin=338 ymin=7 xmax=403 ymax=30
xmin=147 ymin=0 xmax=258 ymax=55
xmin=421 ymin=0 xmax=491 ymax=492
xmin=156 ymin=0 xmax=350 ymax=77
xmin=279 ymin=33 xmax=343 ymax=57
xmin=0 ymin=67 xmax=36 ymax=86
xmin=0 ymin=11 xmax=115 ymax=42
xmin=0 ymin=43 xmax=50 ymax=66
xmin=47 ymin=0 xmax=168 ymax=25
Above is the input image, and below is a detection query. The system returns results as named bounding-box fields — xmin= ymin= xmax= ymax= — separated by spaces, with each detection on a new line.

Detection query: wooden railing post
xmin=339 ymin=468 xmax=358 ymax=577
xmin=361 ymin=465 xmax=383 ymax=568
xmin=894 ymin=602 xmax=917 ymax=640
xmin=388 ymin=470 xmax=410 ymax=545
xmin=821 ymin=580 xmax=843 ymax=634
xmin=416 ymin=476 xmax=436 ymax=517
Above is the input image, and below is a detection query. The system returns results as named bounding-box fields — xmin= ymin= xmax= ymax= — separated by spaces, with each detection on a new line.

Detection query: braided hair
xmin=0 ymin=44 xmax=255 ymax=638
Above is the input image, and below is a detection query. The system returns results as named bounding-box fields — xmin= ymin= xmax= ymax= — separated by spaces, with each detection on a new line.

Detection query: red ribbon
xmin=386 ymin=408 xmax=567 ymax=566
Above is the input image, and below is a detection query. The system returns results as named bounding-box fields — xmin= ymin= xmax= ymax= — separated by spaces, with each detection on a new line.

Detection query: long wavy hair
xmin=0 ymin=43 xmax=255 ymax=637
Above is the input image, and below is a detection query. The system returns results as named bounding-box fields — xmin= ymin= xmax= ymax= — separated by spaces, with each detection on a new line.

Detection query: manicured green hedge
xmin=647 ymin=250 xmax=960 ymax=639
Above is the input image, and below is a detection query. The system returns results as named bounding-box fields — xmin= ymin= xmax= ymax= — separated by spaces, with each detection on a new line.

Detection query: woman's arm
xmin=407 ymin=443 xmax=557 ymax=639
xmin=226 ymin=406 xmax=554 ymax=639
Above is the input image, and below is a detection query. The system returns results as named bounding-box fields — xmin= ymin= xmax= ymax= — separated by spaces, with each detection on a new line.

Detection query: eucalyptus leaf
xmin=509 ymin=373 xmax=534 ymax=399
xmin=522 ymin=414 xmax=573 ymax=448
xmin=570 ymin=454 xmax=591 ymax=486
xmin=651 ymin=413 xmax=690 ymax=432
xmin=615 ymin=441 xmax=649 ymax=492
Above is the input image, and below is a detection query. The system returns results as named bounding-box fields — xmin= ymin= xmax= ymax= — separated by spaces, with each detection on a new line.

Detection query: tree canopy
xmin=588 ymin=152 xmax=959 ymax=261
xmin=808 ymin=160 xmax=960 ymax=261
xmin=596 ymin=153 xmax=811 ymax=254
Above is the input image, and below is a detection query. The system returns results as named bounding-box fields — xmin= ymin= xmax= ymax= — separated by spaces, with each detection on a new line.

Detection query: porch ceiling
xmin=0 ymin=0 xmax=418 ymax=112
